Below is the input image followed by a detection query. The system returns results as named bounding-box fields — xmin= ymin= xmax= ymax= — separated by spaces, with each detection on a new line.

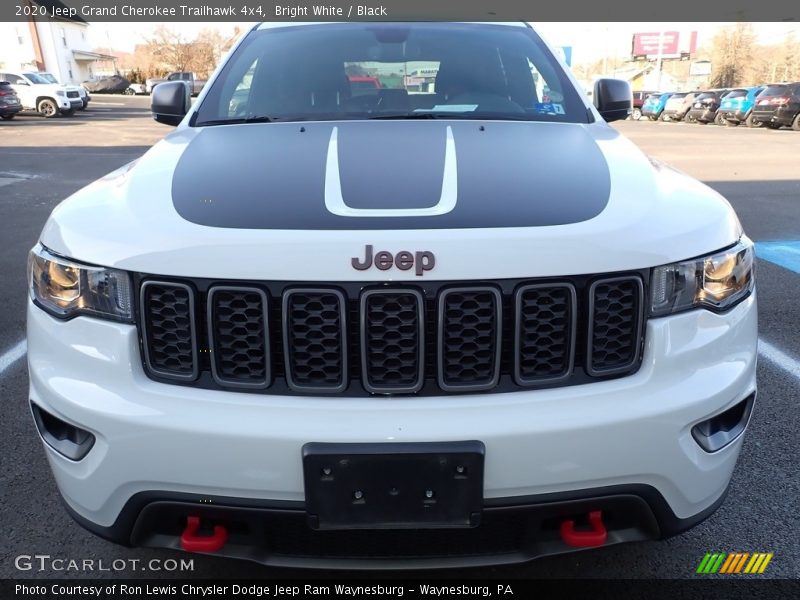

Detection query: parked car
xmin=124 ymin=83 xmax=147 ymax=95
xmin=630 ymin=90 xmax=657 ymax=120
xmin=83 ymin=75 xmax=131 ymax=94
xmin=641 ymin=92 xmax=671 ymax=120
xmin=750 ymin=82 xmax=800 ymax=130
xmin=0 ymin=71 xmax=82 ymax=117
xmin=28 ymin=21 xmax=758 ymax=569
xmin=146 ymin=72 xmax=207 ymax=95
xmin=684 ymin=90 xmax=726 ymax=125
xmin=0 ymin=81 xmax=22 ymax=120
xmin=661 ymin=92 xmax=697 ymax=122
xmin=38 ymin=72 xmax=90 ymax=110
xmin=718 ymin=87 xmax=764 ymax=127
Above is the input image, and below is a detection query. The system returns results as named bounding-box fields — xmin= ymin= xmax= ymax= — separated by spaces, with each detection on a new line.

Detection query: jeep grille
xmin=137 ymin=275 xmax=646 ymax=396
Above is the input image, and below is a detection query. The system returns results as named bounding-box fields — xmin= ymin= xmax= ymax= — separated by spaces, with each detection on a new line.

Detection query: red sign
xmin=632 ymin=32 xmax=680 ymax=56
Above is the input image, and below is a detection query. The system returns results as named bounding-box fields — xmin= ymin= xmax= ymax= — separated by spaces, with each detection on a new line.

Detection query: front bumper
xmin=27 ymin=291 xmax=758 ymax=561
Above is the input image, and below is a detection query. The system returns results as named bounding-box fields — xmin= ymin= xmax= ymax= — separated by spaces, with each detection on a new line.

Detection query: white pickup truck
xmin=0 ymin=71 xmax=83 ymax=117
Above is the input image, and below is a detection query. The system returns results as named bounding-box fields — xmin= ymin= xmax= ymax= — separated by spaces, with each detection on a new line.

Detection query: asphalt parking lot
xmin=0 ymin=95 xmax=798 ymax=580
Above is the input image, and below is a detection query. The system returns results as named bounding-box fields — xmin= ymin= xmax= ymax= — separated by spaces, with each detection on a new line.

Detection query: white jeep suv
xmin=27 ymin=22 xmax=757 ymax=568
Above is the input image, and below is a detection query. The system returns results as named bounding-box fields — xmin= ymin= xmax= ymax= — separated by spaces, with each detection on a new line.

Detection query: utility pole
xmin=655 ymin=30 xmax=665 ymax=90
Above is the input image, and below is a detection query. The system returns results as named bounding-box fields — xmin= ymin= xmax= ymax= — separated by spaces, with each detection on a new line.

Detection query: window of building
xmin=61 ymin=29 xmax=67 ymax=48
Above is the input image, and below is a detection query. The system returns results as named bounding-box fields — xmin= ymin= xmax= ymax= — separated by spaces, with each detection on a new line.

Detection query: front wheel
xmin=714 ymin=113 xmax=726 ymax=126
xmin=792 ymin=113 xmax=800 ymax=132
xmin=631 ymin=108 xmax=642 ymax=120
xmin=660 ymin=113 xmax=671 ymax=122
xmin=37 ymin=98 xmax=59 ymax=118
xmin=124 ymin=88 xmax=135 ymax=95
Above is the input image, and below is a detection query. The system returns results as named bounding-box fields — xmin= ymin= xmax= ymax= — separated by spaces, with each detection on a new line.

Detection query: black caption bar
xmin=3 ymin=0 xmax=799 ymax=22
xmin=4 ymin=579 xmax=800 ymax=600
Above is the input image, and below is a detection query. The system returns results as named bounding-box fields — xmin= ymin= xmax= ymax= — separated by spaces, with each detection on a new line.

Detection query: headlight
xmin=28 ymin=245 xmax=133 ymax=322
xmin=650 ymin=238 xmax=754 ymax=317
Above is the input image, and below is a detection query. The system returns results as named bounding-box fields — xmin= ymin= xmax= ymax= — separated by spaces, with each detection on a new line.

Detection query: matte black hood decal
xmin=172 ymin=121 xmax=610 ymax=230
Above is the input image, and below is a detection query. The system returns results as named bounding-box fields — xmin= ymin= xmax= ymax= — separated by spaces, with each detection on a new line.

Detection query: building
xmin=0 ymin=1 xmax=115 ymax=84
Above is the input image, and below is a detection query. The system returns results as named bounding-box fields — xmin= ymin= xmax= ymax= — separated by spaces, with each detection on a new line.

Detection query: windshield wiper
xmin=366 ymin=112 xmax=537 ymax=121
xmin=195 ymin=115 xmax=276 ymax=127
xmin=367 ymin=113 xmax=455 ymax=120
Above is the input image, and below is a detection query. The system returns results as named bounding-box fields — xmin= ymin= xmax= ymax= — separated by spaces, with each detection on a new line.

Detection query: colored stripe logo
xmin=696 ymin=552 xmax=773 ymax=574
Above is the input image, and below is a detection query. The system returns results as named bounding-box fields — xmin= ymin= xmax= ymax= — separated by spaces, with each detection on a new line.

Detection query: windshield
xmin=194 ymin=23 xmax=588 ymax=126
xmin=39 ymin=73 xmax=58 ymax=83
xmin=23 ymin=72 xmax=51 ymax=85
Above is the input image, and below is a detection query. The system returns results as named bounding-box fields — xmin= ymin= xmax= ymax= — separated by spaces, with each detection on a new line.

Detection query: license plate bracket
xmin=303 ymin=441 xmax=485 ymax=530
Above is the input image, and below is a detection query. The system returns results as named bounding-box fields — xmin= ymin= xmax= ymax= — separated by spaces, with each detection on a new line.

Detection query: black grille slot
xmin=208 ymin=287 xmax=270 ymax=389
xmin=514 ymin=284 xmax=577 ymax=385
xmin=67 ymin=91 xmax=80 ymax=98
xmin=282 ymin=289 xmax=347 ymax=392
xmin=361 ymin=290 xmax=424 ymax=393
xmin=438 ymin=287 xmax=502 ymax=391
xmin=588 ymin=277 xmax=644 ymax=375
xmin=140 ymin=281 xmax=197 ymax=380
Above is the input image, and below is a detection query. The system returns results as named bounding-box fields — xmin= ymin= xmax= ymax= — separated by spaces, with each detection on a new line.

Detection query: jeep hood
xmin=41 ymin=121 xmax=742 ymax=280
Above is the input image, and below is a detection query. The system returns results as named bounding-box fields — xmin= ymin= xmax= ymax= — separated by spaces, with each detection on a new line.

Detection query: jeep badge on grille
xmin=352 ymin=245 xmax=435 ymax=276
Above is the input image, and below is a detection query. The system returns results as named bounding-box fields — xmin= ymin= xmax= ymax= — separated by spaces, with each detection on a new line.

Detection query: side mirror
xmin=151 ymin=81 xmax=190 ymax=126
xmin=593 ymin=78 xmax=632 ymax=123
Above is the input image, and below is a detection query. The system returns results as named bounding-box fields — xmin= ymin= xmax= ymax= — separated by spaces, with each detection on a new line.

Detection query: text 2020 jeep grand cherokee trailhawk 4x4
xmin=27 ymin=22 xmax=757 ymax=568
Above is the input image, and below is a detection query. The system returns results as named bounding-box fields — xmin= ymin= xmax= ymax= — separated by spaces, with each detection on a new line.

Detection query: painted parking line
xmin=0 ymin=339 xmax=26 ymax=376
xmin=756 ymin=241 xmax=800 ymax=274
xmin=759 ymin=339 xmax=800 ymax=380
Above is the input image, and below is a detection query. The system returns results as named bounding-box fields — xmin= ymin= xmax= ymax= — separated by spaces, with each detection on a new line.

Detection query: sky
xmin=88 ymin=22 xmax=799 ymax=64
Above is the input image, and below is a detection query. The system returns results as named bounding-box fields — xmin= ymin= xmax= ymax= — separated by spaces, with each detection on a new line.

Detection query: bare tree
xmin=143 ymin=26 xmax=195 ymax=73
xmin=709 ymin=24 xmax=756 ymax=88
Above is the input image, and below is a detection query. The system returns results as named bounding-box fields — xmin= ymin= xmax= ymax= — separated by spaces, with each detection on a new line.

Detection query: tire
xmin=745 ymin=113 xmax=762 ymax=128
xmin=60 ymin=108 xmax=75 ymax=117
xmin=714 ymin=113 xmax=726 ymax=126
xmin=1 ymin=114 xmax=15 ymax=120
xmin=37 ymin=98 xmax=59 ymax=118
xmin=792 ymin=113 xmax=800 ymax=132
xmin=766 ymin=122 xmax=781 ymax=130
xmin=631 ymin=108 xmax=642 ymax=120
xmin=660 ymin=113 xmax=670 ymax=122
xmin=124 ymin=88 xmax=135 ymax=95
xmin=648 ymin=115 xmax=657 ymax=121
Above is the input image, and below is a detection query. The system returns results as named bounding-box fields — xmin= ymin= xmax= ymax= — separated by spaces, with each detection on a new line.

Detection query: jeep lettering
xmin=351 ymin=245 xmax=435 ymax=276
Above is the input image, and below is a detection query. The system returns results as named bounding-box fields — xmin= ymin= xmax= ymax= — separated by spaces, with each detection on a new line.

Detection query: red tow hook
xmin=560 ymin=510 xmax=608 ymax=548
xmin=180 ymin=515 xmax=228 ymax=553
